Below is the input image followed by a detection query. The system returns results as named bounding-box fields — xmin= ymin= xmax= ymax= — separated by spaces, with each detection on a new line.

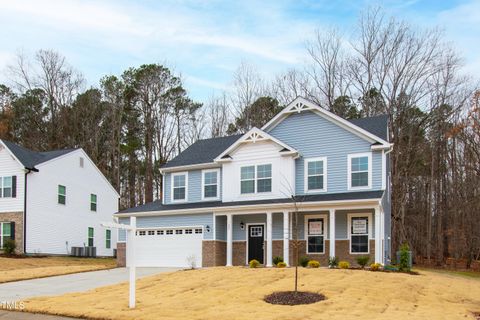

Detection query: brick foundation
xmin=272 ymin=240 xmax=283 ymax=261
xmin=335 ymin=240 xmax=375 ymax=266
xmin=233 ymin=241 xmax=247 ymax=266
xmin=0 ymin=211 xmax=24 ymax=254
xmin=116 ymin=242 xmax=126 ymax=267
xmin=288 ymin=239 xmax=375 ymax=267
xmin=202 ymin=240 xmax=226 ymax=267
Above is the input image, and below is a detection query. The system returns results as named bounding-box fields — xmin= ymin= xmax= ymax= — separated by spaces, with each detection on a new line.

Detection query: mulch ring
xmin=264 ymin=291 xmax=325 ymax=305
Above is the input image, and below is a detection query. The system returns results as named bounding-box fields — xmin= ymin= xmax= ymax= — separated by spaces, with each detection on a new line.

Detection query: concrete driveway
xmin=0 ymin=267 xmax=178 ymax=302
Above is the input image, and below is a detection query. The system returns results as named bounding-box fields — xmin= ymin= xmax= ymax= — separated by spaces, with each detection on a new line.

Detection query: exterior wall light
xmin=240 ymin=221 xmax=245 ymax=230
xmin=206 ymin=225 xmax=211 ymax=233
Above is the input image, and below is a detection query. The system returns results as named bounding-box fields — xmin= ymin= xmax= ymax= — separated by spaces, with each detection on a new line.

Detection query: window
xmin=240 ymin=166 xmax=255 ymax=194
xmin=240 ymin=164 xmax=272 ymax=194
xmin=105 ymin=230 xmax=111 ymax=249
xmin=2 ymin=176 xmax=12 ymax=198
xmin=185 ymin=229 xmax=193 ymax=234
xmin=202 ymin=170 xmax=219 ymax=199
xmin=87 ymin=227 xmax=94 ymax=247
xmin=305 ymin=158 xmax=327 ymax=192
xmin=250 ymin=226 xmax=263 ymax=237
xmin=256 ymin=164 xmax=272 ymax=193
xmin=195 ymin=228 xmax=203 ymax=234
xmin=349 ymin=215 xmax=370 ymax=254
xmin=156 ymin=230 xmax=164 ymax=235
xmin=175 ymin=229 xmax=183 ymax=235
xmin=138 ymin=230 xmax=146 ymax=236
xmin=166 ymin=230 xmax=173 ymax=235
xmin=348 ymin=153 xmax=371 ymax=189
xmin=306 ymin=216 xmax=326 ymax=254
xmin=172 ymin=173 xmax=187 ymax=201
xmin=0 ymin=222 xmax=12 ymax=249
xmin=148 ymin=230 xmax=155 ymax=235
xmin=90 ymin=194 xmax=97 ymax=212
xmin=58 ymin=185 xmax=66 ymax=205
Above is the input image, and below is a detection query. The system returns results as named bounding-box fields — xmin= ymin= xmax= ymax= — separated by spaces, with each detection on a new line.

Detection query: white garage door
xmin=133 ymin=227 xmax=203 ymax=268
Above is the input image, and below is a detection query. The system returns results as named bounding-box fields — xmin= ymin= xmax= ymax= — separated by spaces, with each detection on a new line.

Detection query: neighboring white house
xmin=0 ymin=140 xmax=119 ymax=256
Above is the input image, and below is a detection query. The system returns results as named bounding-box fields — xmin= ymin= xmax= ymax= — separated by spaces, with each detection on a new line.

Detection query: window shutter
xmin=12 ymin=176 xmax=17 ymax=198
xmin=10 ymin=222 xmax=15 ymax=240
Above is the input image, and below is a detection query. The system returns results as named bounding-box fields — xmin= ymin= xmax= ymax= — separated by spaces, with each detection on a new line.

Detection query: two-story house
xmin=116 ymin=97 xmax=392 ymax=268
xmin=0 ymin=140 xmax=119 ymax=256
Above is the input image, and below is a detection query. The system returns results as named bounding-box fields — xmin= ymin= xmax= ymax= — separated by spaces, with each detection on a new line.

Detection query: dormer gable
xmin=214 ymin=127 xmax=298 ymax=163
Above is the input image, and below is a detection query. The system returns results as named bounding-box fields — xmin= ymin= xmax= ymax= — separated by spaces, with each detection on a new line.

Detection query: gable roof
xmin=214 ymin=127 xmax=298 ymax=162
xmin=162 ymin=134 xmax=242 ymax=169
xmin=161 ymin=97 xmax=391 ymax=171
xmin=1 ymin=140 xmax=78 ymax=170
xmin=262 ymin=97 xmax=391 ymax=146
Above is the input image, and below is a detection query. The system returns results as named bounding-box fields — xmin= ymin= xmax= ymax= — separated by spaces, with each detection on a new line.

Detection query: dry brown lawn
xmin=0 ymin=256 xmax=116 ymax=283
xmin=22 ymin=267 xmax=480 ymax=320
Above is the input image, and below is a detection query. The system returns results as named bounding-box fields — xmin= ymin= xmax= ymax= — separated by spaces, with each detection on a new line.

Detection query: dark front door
xmin=248 ymin=225 xmax=264 ymax=264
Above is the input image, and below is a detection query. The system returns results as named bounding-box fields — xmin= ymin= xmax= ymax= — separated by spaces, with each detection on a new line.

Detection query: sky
xmin=0 ymin=0 xmax=478 ymax=102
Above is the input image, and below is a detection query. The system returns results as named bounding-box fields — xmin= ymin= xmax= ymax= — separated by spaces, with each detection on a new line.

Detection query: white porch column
xmin=283 ymin=211 xmax=289 ymax=266
xmin=226 ymin=214 xmax=233 ymax=266
xmin=329 ymin=209 xmax=335 ymax=258
xmin=266 ymin=212 xmax=273 ymax=267
xmin=374 ymin=206 xmax=381 ymax=263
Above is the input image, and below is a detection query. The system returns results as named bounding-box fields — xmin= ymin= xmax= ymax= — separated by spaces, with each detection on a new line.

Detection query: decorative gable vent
xmin=287 ymin=101 xmax=314 ymax=114
xmin=80 ymin=157 xmax=84 ymax=168
xmin=244 ymin=131 xmax=266 ymax=143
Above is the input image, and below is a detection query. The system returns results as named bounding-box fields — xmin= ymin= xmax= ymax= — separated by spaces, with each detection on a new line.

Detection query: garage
xmin=132 ymin=227 xmax=203 ymax=268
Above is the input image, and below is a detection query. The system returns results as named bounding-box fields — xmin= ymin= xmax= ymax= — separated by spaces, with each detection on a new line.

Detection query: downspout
xmin=23 ymin=167 xmax=38 ymax=254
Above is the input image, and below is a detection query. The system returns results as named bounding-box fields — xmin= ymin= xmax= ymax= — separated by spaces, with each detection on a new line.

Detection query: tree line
xmin=0 ymin=8 xmax=478 ymax=266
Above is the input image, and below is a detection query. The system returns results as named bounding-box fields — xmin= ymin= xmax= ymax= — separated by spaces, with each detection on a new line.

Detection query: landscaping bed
xmin=0 ymin=256 xmax=116 ymax=283
xmin=21 ymin=267 xmax=480 ymax=320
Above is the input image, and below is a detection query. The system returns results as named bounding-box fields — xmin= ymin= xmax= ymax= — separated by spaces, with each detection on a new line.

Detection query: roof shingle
xmin=2 ymin=140 xmax=78 ymax=169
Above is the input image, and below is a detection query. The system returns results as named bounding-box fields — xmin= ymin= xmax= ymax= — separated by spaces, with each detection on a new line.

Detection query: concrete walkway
xmin=0 ymin=267 xmax=178 ymax=302
xmin=0 ymin=311 xmax=78 ymax=319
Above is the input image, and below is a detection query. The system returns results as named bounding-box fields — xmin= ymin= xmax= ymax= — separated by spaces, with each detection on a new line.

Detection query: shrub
xmin=273 ymin=256 xmax=284 ymax=266
xmin=276 ymin=262 xmax=287 ymax=268
xmin=299 ymin=256 xmax=310 ymax=267
xmin=339 ymin=261 xmax=350 ymax=269
xmin=249 ymin=259 xmax=260 ymax=268
xmin=3 ymin=239 xmax=16 ymax=255
xmin=355 ymin=256 xmax=370 ymax=269
xmin=328 ymin=256 xmax=338 ymax=268
xmin=307 ymin=260 xmax=320 ymax=268
xmin=370 ymin=263 xmax=382 ymax=271
xmin=399 ymin=242 xmax=411 ymax=272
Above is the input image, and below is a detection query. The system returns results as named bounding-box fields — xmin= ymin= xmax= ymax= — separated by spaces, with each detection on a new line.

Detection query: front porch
xmin=203 ymin=204 xmax=386 ymax=267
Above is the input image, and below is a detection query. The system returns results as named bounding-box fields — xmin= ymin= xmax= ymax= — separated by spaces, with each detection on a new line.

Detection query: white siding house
xmin=0 ymin=140 xmax=119 ymax=256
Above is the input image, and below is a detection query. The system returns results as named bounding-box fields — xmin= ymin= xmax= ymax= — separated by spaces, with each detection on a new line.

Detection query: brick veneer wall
xmin=116 ymin=243 xmax=126 ymax=267
xmin=202 ymin=240 xmax=226 ymax=267
xmin=233 ymin=241 xmax=247 ymax=266
xmin=288 ymin=239 xmax=375 ymax=267
xmin=0 ymin=211 xmax=24 ymax=254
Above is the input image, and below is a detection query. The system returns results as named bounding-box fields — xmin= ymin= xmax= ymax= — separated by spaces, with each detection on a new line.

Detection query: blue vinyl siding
xmin=163 ymin=168 xmax=222 ymax=204
xmin=215 ymin=215 xmax=227 ymax=240
xmin=268 ymin=111 xmax=382 ymax=195
xmin=117 ymin=213 xmax=214 ymax=240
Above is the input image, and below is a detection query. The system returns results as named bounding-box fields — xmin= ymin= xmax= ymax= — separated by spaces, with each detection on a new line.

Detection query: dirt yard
xmin=0 ymin=256 xmax=116 ymax=283
xmin=22 ymin=267 xmax=480 ymax=320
